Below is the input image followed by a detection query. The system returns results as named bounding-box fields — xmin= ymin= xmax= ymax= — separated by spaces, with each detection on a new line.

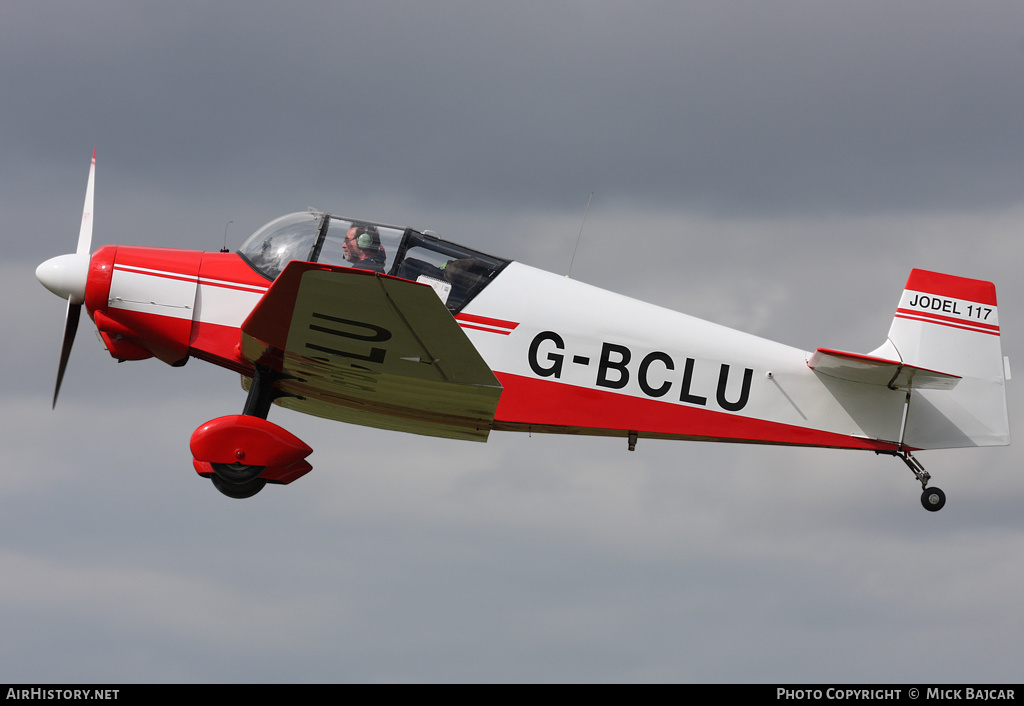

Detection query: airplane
xmin=36 ymin=151 xmax=1010 ymax=510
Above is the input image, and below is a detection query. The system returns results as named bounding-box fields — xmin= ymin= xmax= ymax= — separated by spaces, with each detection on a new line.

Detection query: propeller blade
xmin=49 ymin=150 xmax=95 ymax=408
xmin=53 ymin=301 xmax=81 ymax=408
xmin=76 ymin=147 xmax=95 ymax=256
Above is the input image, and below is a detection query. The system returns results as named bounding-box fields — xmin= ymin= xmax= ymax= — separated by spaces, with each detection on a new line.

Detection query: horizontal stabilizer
xmin=807 ymin=348 xmax=961 ymax=390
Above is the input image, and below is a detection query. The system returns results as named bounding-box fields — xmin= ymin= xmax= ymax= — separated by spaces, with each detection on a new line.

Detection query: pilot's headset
xmin=353 ymin=225 xmax=381 ymax=251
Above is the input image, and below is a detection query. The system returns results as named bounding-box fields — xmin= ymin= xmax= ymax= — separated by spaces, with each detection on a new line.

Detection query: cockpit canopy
xmin=238 ymin=211 xmax=510 ymax=312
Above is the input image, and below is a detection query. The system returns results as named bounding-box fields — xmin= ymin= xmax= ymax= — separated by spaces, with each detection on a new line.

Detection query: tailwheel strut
xmin=898 ymin=450 xmax=930 ymax=490
xmin=894 ymin=450 xmax=946 ymax=513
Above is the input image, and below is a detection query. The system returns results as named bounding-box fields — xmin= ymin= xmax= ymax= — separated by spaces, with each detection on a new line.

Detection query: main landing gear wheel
xmin=211 ymin=462 xmax=266 ymax=484
xmin=921 ymin=487 xmax=946 ymax=512
xmin=211 ymin=474 xmax=266 ymax=499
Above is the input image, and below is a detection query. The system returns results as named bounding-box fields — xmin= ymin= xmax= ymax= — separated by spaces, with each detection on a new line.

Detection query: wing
xmin=807 ymin=348 xmax=961 ymax=390
xmin=240 ymin=262 xmax=502 ymax=441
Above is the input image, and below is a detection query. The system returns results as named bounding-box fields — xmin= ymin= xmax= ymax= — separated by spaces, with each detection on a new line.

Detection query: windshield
xmin=238 ymin=211 xmax=322 ymax=280
xmin=239 ymin=211 xmax=509 ymax=311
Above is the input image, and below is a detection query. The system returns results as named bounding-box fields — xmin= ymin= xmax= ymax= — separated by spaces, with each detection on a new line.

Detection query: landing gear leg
xmin=242 ymin=364 xmax=279 ymax=419
xmin=896 ymin=450 xmax=946 ymax=513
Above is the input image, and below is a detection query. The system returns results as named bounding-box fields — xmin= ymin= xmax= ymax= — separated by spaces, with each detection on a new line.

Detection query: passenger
xmin=343 ymin=224 xmax=387 ymax=273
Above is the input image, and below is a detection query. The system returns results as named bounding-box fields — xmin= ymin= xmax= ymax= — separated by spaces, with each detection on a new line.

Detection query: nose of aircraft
xmin=36 ymin=253 xmax=90 ymax=304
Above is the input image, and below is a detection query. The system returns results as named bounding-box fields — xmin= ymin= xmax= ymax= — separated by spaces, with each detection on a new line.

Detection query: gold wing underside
xmin=241 ymin=264 xmax=502 ymax=441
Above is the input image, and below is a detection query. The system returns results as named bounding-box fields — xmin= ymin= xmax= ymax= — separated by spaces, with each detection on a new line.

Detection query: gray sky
xmin=3 ymin=1 xmax=1024 ymax=683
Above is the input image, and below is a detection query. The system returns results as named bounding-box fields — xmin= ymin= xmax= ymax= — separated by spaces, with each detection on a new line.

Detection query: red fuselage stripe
xmin=493 ymin=372 xmax=898 ymax=451
xmin=113 ymin=264 xmax=197 ymax=284
xmin=455 ymin=313 xmax=519 ymax=330
xmin=198 ymin=277 xmax=268 ymax=294
xmin=113 ymin=266 xmax=269 ymax=296
xmin=458 ymin=322 xmax=513 ymax=335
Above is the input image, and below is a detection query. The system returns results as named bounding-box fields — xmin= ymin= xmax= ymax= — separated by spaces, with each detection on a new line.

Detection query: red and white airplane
xmin=37 ymin=152 xmax=1010 ymax=509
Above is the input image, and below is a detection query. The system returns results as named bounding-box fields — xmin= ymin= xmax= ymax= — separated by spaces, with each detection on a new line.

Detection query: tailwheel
xmin=921 ymin=487 xmax=946 ymax=512
xmin=211 ymin=474 xmax=266 ymax=499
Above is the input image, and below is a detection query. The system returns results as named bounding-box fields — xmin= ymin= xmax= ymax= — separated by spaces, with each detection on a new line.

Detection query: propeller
xmin=36 ymin=148 xmax=95 ymax=408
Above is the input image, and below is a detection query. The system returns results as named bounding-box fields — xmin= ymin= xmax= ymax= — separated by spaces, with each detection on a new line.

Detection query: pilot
xmin=343 ymin=224 xmax=387 ymax=273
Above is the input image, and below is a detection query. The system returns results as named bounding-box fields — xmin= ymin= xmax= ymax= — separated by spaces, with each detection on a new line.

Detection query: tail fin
xmin=876 ymin=269 xmax=1010 ymax=449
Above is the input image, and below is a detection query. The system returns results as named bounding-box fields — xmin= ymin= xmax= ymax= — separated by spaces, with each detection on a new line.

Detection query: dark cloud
xmin=5 ymin=1 xmax=1023 ymax=225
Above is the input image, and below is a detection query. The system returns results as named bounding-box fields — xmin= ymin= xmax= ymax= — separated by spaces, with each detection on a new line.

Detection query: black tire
xmin=211 ymin=474 xmax=266 ymax=499
xmin=211 ymin=462 xmax=266 ymax=484
xmin=921 ymin=487 xmax=946 ymax=512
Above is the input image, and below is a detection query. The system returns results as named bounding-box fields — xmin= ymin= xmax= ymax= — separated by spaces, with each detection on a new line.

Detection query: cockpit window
xmin=239 ymin=211 xmax=510 ymax=312
xmin=316 ymin=219 xmax=404 ymax=275
xmin=392 ymin=231 xmax=510 ymax=311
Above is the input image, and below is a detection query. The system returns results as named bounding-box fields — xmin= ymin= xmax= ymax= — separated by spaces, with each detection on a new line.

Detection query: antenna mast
xmin=221 ymin=220 xmax=233 ymax=253
xmin=567 ymin=192 xmax=593 ymax=279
